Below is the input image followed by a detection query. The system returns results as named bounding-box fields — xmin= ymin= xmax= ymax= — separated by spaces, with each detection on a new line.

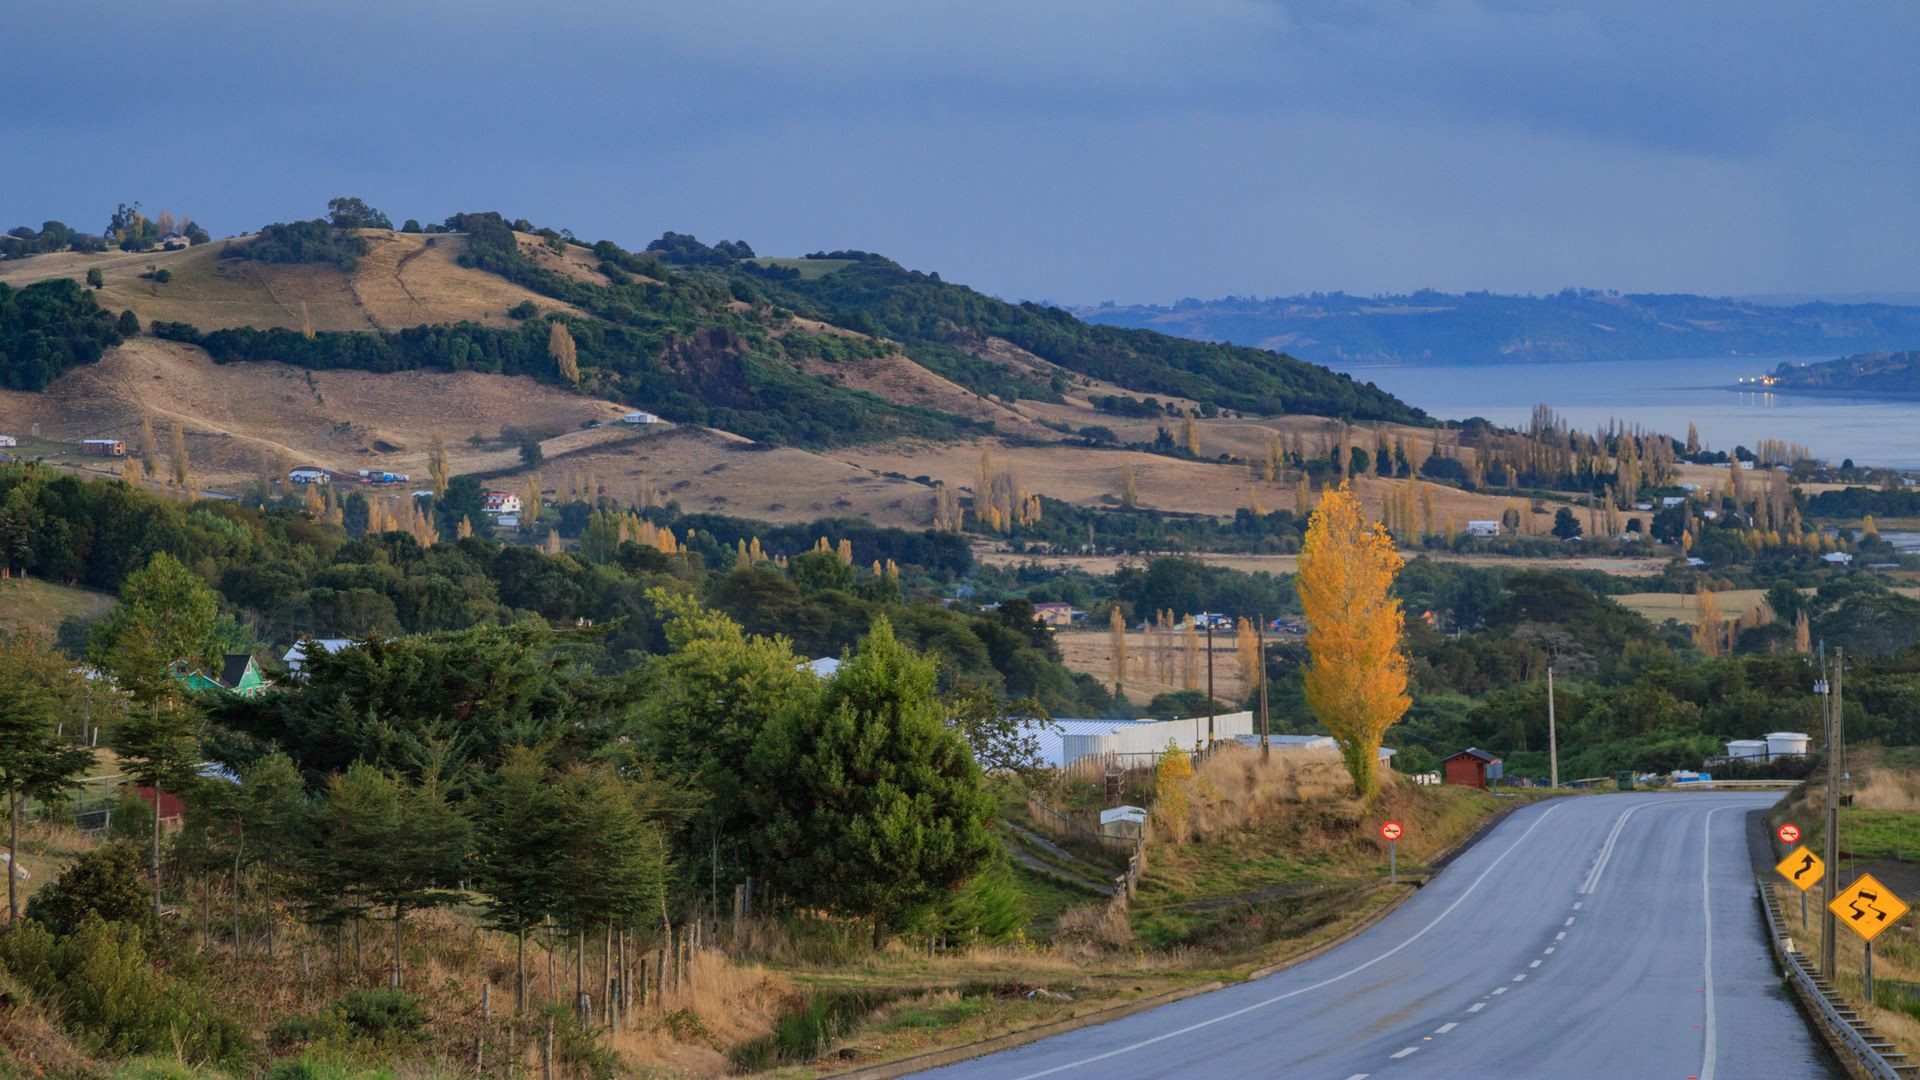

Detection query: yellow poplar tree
xmin=140 ymin=417 xmax=158 ymax=477
xmin=1154 ymin=742 xmax=1194 ymax=841
xmin=428 ymin=433 xmax=449 ymax=499
xmin=1120 ymin=462 xmax=1139 ymax=509
xmin=1693 ymin=590 xmax=1723 ymax=656
xmin=548 ymin=320 xmax=580 ymax=385
xmin=1298 ymin=481 xmax=1409 ymax=798
xmin=1109 ymin=606 xmax=1128 ymax=695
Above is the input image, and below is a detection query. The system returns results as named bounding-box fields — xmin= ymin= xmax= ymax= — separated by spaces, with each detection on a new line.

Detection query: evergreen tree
xmin=0 ymin=636 xmax=92 ymax=923
xmin=88 ymin=552 xmax=222 ymax=917
xmin=476 ymin=747 xmax=566 ymax=1010
xmin=750 ymin=618 xmax=994 ymax=947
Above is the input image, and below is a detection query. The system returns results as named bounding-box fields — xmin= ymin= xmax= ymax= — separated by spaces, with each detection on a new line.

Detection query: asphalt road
xmin=919 ymin=792 xmax=1836 ymax=1080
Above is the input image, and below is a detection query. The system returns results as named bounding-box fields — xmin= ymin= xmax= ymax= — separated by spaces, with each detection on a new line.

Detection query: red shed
xmin=1442 ymin=748 xmax=1503 ymax=789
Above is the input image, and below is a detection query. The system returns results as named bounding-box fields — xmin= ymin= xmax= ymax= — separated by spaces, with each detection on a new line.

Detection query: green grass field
xmin=752 ymin=257 xmax=856 ymax=280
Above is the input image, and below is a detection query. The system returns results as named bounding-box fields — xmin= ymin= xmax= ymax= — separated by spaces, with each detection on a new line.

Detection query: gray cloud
xmin=4 ymin=0 xmax=1915 ymax=303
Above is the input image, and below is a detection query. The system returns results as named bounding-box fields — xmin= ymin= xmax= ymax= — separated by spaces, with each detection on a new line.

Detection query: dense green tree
xmin=634 ymin=592 xmax=812 ymax=896
xmin=547 ymin=763 xmax=668 ymax=1015
xmin=750 ymin=618 xmax=995 ymax=946
xmin=326 ymin=196 xmax=393 ymax=231
xmin=25 ymin=842 xmax=148 ymax=934
xmin=308 ymin=764 xmax=468 ymax=989
xmin=89 ymin=551 xmax=223 ymax=917
xmin=474 ymin=747 xmax=566 ymax=1010
xmin=0 ymin=635 xmax=93 ymax=922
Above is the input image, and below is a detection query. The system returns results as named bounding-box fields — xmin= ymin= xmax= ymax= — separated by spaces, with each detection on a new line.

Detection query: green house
xmin=176 ymin=653 xmax=268 ymax=699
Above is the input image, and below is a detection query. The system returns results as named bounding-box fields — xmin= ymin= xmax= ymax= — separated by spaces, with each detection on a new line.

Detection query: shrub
xmin=25 ymin=843 xmax=147 ymax=935
xmin=0 ymin=919 xmax=248 ymax=1065
xmin=337 ymin=988 xmax=427 ymax=1041
xmin=728 ymin=990 xmax=890 ymax=1072
xmin=267 ymin=1052 xmax=398 ymax=1080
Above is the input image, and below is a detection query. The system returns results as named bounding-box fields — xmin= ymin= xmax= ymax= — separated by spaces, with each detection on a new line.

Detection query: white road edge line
xmin=1001 ymin=803 xmax=1565 ymax=1079
xmin=1435 ymin=1022 xmax=1457 ymax=1034
xmin=1391 ymin=1047 xmax=1419 ymax=1059
xmin=1701 ymin=806 xmax=1722 ymax=1080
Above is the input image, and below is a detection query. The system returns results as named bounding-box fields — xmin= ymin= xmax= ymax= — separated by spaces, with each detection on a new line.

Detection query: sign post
xmin=1381 ymin=821 xmax=1403 ymax=885
xmin=1827 ymin=871 xmax=1910 ymax=1006
xmin=1775 ymin=845 xmax=1824 ymax=927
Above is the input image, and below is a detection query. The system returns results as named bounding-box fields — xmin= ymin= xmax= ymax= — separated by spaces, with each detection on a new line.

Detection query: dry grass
xmin=1852 ymin=767 xmax=1920 ymax=812
xmin=0 ymin=577 xmax=114 ymax=640
xmin=0 ymin=231 xmax=581 ymax=333
xmin=1615 ymin=589 xmax=1771 ymax=625
xmin=1054 ymin=628 xmax=1256 ymax=704
xmin=977 ymin=547 xmax=1669 ymax=579
xmin=1178 ymin=744 xmax=1356 ymax=843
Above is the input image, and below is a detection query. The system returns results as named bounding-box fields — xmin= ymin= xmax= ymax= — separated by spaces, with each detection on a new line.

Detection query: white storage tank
xmin=1764 ymin=732 xmax=1812 ymax=760
xmin=1725 ymin=738 xmax=1768 ymax=764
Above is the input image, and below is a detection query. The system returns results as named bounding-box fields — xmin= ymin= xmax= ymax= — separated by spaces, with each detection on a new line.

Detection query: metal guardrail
xmin=1756 ymin=874 xmax=1912 ymax=1079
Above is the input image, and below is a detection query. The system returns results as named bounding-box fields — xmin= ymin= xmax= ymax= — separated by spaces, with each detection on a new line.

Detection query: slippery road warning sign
xmin=1828 ymin=873 xmax=1911 ymax=943
xmin=1775 ymin=848 xmax=1825 ymax=893
xmin=1777 ymin=823 xmax=1801 ymax=844
xmin=1380 ymin=821 xmax=1403 ymax=841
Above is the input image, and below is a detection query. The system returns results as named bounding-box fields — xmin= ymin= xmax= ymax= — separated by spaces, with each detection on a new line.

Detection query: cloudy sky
xmin=6 ymin=1 xmax=1917 ymax=303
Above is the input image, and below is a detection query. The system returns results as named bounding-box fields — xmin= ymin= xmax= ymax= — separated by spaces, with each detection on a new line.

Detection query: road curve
xmin=918 ymin=792 xmax=1834 ymax=1080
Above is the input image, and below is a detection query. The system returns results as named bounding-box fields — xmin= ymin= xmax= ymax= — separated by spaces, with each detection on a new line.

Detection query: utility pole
xmin=1547 ymin=664 xmax=1559 ymax=788
xmin=1205 ymin=618 xmax=1215 ymax=746
xmin=1821 ymin=647 xmax=1844 ymax=979
xmin=1257 ymin=614 xmax=1270 ymax=762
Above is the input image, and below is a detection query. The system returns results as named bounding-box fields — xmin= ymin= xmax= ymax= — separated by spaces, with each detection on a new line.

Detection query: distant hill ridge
xmin=1074 ymin=288 xmax=1920 ymax=366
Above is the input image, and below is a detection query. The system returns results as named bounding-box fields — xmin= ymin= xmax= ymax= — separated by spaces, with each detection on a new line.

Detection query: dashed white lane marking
xmin=1564 ymin=916 xmax=1576 ymax=926
xmin=1468 ymin=1002 xmax=1487 ymax=1012
xmin=999 ymin=804 xmax=1566 ymax=1080
xmin=1556 ymin=931 xmax=1567 ymax=940
xmin=1573 ymin=901 xmax=1582 ymax=910
xmin=1545 ymin=947 xmax=1556 ymax=954
xmin=1435 ymin=1022 xmax=1457 ymax=1034
xmin=1512 ymin=973 xmax=1528 ymax=982
xmin=1391 ymin=1047 xmax=1419 ymax=1059
xmin=1493 ymin=987 xmax=1508 ymax=995
xmin=1530 ymin=960 xmax=1543 ymax=968
xmin=1341 ymin=1074 xmax=1369 ymax=1080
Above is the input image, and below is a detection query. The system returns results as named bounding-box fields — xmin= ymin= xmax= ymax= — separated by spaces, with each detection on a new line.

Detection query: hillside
xmin=1765 ymin=350 xmax=1920 ymax=395
xmin=1075 ymin=289 xmax=1920 ymax=366
xmin=0 ymin=211 xmax=1487 ymax=531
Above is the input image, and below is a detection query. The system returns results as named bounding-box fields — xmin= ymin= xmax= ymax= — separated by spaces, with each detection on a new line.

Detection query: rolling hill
xmin=0 ymin=212 xmax=1517 ymax=530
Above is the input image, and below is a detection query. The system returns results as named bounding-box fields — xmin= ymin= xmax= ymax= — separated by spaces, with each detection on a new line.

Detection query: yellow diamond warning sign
xmin=1827 ymin=873 xmax=1911 ymax=943
xmin=1774 ymin=848 xmax=1825 ymax=893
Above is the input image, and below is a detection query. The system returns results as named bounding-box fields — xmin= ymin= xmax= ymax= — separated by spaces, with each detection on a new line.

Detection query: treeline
xmin=0 ymin=464 xmax=1110 ymax=713
xmin=1 ymin=564 xmax=1008 ymax=1073
xmin=0 ymin=279 xmax=133 ymax=390
xmin=1353 ymin=563 xmax=1920 ymax=777
xmin=223 ymin=219 xmax=370 ymax=271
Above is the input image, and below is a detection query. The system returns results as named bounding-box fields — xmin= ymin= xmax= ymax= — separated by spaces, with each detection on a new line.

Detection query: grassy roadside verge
xmin=760 ymin=748 xmax=1559 ymax=1077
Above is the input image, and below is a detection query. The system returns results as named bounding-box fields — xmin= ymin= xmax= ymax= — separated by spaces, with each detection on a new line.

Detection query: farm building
xmin=1465 ymin=520 xmax=1500 ymax=537
xmin=82 ymin=438 xmax=126 ymax=456
xmin=0 ymin=435 xmax=15 ymax=448
xmin=481 ymin=491 xmax=522 ymax=516
xmin=1442 ymin=747 xmax=1503 ymax=789
xmin=622 ymin=410 xmax=660 ymax=425
xmin=1033 ymin=602 xmax=1078 ymax=626
xmin=288 ymin=467 xmax=329 ymax=485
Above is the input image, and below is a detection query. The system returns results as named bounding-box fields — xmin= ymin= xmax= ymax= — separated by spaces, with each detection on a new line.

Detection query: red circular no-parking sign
xmin=1778 ymin=823 xmax=1801 ymax=844
xmin=1381 ymin=821 xmax=1403 ymax=841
